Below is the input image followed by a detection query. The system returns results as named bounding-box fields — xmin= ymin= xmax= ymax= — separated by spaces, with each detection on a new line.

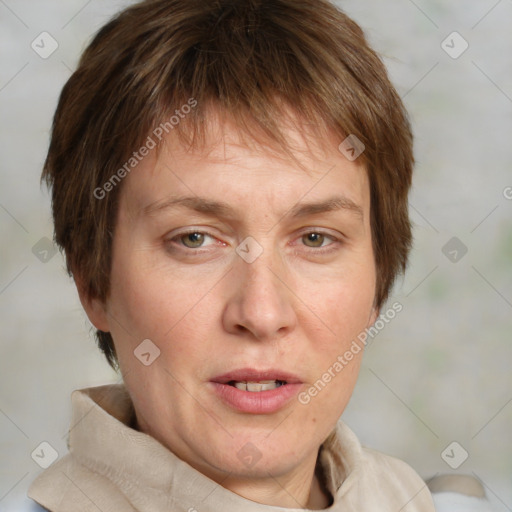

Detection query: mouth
xmin=211 ymin=368 xmax=301 ymax=387
xmin=209 ymin=368 xmax=303 ymax=413
xmin=227 ymin=379 xmax=287 ymax=392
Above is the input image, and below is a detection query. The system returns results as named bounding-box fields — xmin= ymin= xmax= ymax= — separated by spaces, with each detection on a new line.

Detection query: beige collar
xmin=68 ymin=383 xmax=359 ymax=511
xmin=29 ymin=383 xmax=433 ymax=512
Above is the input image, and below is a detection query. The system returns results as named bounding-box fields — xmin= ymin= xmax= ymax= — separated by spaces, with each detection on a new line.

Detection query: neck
xmin=221 ymin=455 xmax=331 ymax=509
xmin=131 ymin=412 xmax=331 ymax=509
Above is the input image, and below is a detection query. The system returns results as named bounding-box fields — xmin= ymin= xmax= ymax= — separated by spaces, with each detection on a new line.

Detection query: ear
xmin=73 ymin=273 xmax=110 ymax=332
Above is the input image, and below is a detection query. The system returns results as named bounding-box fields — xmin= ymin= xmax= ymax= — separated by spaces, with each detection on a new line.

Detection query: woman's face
xmin=86 ymin=114 xmax=377 ymax=489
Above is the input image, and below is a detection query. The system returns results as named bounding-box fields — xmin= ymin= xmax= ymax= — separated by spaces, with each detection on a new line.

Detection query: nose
xmin=221 ymin=247 xmax=297 ymax=342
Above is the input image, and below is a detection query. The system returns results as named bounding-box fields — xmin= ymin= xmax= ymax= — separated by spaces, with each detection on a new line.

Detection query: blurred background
xmin=0 ymin=0 xmax=511 ymax=510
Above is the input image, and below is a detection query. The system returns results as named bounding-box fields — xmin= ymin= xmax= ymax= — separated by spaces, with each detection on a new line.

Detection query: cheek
xmin=107 ymin=251 xmax=223 ymax=376
xmin=297 ymin=350 xmax=363 ymax=442
xmin=109 ymin=250 xmax=183 ymax=334
xmin=294 ymin=265 xmax=374 ymax=405
xmin=301 ymin=269 xmax=375 ymax=343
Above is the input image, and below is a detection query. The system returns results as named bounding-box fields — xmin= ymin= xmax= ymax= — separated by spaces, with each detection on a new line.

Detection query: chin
xmin=214 ymin=434 xmax=309 ymax=478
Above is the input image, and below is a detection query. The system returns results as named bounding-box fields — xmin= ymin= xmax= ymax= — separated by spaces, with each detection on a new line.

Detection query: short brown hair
xmin=43 ymin=0 xmax=413 ymax=370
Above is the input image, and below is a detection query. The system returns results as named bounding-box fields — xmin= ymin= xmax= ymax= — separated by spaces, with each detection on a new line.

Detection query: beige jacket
xmin=28 ymin=384 xmax=435 ymax=511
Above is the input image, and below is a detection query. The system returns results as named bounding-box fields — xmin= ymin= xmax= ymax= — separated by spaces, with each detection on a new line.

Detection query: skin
xmin=79 ymin=111 xmax=378 ymax=509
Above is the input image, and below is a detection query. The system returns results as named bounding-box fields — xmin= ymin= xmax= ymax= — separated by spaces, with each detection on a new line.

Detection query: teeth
xmin=233 ymin=380 xmax=284 ymax=392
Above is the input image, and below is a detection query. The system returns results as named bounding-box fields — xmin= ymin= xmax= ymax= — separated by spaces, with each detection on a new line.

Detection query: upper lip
xmin=211 ymin=368 xmax=302 ymax=384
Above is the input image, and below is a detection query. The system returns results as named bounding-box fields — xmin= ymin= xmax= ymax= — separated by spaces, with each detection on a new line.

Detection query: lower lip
xmin=209 ymin=382 xmax=302 ymax=414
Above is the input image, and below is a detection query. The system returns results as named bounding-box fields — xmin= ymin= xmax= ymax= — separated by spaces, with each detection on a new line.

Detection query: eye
xmin=300 ymin=230 xmax=339 ymax=250
xmin=166 ymin=228 xmax=340 ymax=254
xmin=170 ymin=230 xmax=217 ymax=249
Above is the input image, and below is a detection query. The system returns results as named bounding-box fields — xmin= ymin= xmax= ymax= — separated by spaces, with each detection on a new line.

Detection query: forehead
xmin=120 ymin=108 xmax=370 ymax=220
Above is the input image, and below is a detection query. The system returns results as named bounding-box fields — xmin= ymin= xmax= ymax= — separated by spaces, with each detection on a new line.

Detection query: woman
xmin=27 ymin=1 xmax=495 ymax=510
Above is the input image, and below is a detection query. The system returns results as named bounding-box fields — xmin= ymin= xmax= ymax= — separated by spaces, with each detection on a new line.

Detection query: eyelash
xmin=166 ymin=229 xmax=341 ymax=255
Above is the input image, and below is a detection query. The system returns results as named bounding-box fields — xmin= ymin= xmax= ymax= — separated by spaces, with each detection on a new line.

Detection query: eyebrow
xmin=142 ymin=194 xmax=363 ymax=220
